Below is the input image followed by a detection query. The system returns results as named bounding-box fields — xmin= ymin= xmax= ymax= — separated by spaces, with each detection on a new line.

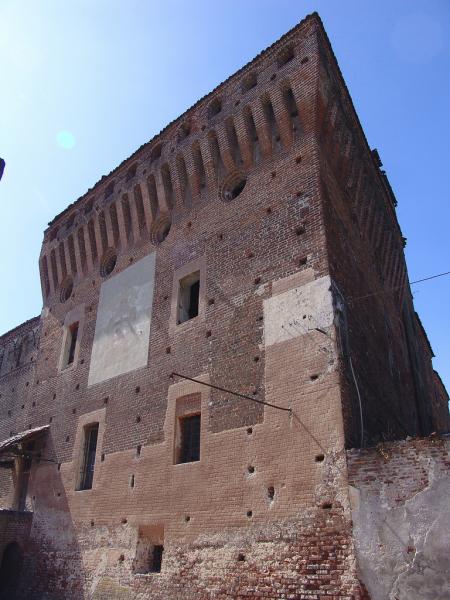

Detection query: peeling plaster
xmin=351 ymin=457 xmax=450 ymax=600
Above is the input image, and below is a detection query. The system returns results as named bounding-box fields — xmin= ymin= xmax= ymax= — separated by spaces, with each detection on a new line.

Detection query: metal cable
xmin=171 ymin=372 xmax=291 ymax=413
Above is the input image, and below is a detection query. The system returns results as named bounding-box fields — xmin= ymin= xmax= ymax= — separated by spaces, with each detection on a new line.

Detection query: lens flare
xmin=56 ymin=130 xmax=75 ymax=150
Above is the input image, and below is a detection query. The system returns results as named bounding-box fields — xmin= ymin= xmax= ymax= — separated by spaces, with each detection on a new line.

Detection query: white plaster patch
xmin=88 ymin=254 xmax=156 ymax=386
xmin=263 ymin=275 xmax=334 ymax=347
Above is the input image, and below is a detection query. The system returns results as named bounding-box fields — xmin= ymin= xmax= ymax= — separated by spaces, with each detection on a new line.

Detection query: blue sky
xmin=1 ymin=0 xmax=449 ymax=391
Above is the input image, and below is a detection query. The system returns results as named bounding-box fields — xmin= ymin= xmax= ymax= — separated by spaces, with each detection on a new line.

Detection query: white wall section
xmin=88 ymin=253 xmax=156 ymax=386
xmin=263 ymin=275 xmax=334 ymax=347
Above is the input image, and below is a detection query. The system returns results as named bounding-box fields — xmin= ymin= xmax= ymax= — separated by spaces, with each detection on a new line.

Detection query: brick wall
xmin=0 ymin=318 xmax=40 ymax=510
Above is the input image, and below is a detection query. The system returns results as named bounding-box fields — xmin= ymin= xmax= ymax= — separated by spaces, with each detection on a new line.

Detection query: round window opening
xmin=60 ymin=277 xmax=73 ymax=303
xmin=100 ymin=250 xmax=117 ymax=278
xmin=150 ymin=215 xmax=171 ymax=246
xmin=220 ymin=172 xmax=247 ymax=202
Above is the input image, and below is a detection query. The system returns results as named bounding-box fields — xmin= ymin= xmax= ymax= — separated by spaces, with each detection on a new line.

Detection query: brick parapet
xmin=38 ymin=15 xmax=321 ymax=309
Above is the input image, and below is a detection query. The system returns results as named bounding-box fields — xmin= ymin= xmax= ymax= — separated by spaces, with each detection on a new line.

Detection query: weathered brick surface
xmin=0 ymin=11 xmax=447 ymax=600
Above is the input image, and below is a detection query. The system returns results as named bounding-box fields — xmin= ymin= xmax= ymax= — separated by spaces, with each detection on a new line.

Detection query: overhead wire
xmin=170 ymin=372 xmax=292 ymax=413
xmin=349 ymin=269 xmax=450 ymax=303
xmin=410 ymin=270 xmax=450 ymax=285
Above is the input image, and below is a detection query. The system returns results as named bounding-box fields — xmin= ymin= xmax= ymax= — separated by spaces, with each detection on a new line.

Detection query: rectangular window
xmin=132 ymin=527 xmax=164 ymax=575
xmin=79 ymin=424 xmax=98 ymax=490
xmin=178 ymin=414 xmax=201 ymax=463
xmin=150 ymin=545 xmax=164 ymax=573
xmin=177 ymin=271 xmax=200 ymax=324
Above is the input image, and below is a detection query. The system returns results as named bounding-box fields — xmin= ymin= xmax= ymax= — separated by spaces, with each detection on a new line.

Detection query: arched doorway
xmin=0 ymin=542 xmax=23 ymax=597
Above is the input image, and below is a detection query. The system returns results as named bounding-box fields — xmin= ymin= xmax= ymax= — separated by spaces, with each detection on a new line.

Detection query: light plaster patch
xmin=88 ymin=254 xmax=156 ymax=386
xmin=263 ymin=275 xmax=334 ymax=347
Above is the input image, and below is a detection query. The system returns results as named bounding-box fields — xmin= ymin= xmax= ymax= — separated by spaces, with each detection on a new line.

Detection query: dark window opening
xmin=133 ymin=532 xmax=165 ymax=575
xmin=231 ymin=178 xmax=246 ymax=199
xmin=79 ymin=424 xmax=98 ymax=490
xmin=221 ymin=173 xmax=247 ymax=202
xmin=100 ymin=251 xmax=117 ymax=278
xmin=151 ymin=219 xmax=171 ymax=245
xmin=150 ymin=545 xmax=164 ymax=573
xmin=178 ymin=414 xmax=201 ymax=463
xmin=0 ymin=542 xmax=23 ymax=593
xmin=66 ymin=322 xmax=79 ymax=366
xmin=177 ymin=272 xmax=200 ymax=323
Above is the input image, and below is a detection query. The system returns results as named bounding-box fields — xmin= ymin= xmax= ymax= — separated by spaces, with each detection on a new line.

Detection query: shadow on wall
xmin=0 ymin=541 xmax=23 ymax=599
xmin=15 ymin=433 xmax=87 ymax=600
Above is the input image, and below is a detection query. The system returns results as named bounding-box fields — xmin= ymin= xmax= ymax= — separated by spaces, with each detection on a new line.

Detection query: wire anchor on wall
xmin=170 ymin=372 xmax=292 ymax=413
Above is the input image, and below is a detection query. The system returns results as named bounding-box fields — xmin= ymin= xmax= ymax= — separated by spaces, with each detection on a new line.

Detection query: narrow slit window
xmin=62 ymin=321 xmax=79 ymax=369
xmin=17 ymin=441 xmax=34 ymax=511
xmin=67 ymin=322 xmax=79 ymax=366
xmin=177 ymin=272 xmax=200 ymax=324
xmin=79 ymin=424 xmax=99 ymax=490
xmin=178 ymin=414 xmax=201 ymax=463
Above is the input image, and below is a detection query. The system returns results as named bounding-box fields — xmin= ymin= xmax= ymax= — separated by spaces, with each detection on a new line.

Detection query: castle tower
xmin=0 ymin=13 xmax=448 ymax=599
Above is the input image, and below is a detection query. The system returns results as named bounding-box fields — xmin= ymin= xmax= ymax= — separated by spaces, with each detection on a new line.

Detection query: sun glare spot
xmin=57 ymin=130 xmax=75 ymax=150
